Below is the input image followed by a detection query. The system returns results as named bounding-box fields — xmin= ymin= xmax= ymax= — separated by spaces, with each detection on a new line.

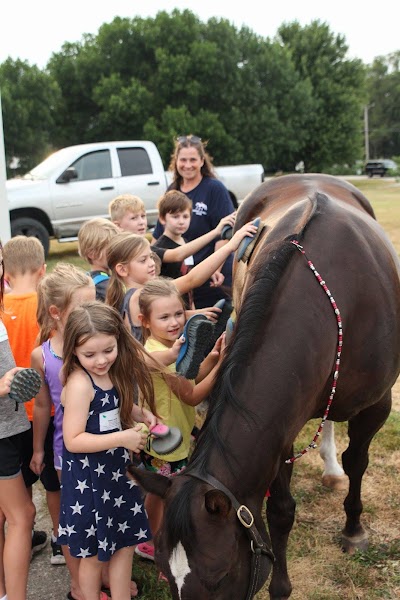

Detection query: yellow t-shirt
xmin=144 ymin=337 xmax=195 ymax=462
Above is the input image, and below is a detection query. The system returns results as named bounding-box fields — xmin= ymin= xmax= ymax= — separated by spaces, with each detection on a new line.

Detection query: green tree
xmin=366 ymin=52 xmax=400 ymax=158
xmin=47 ymin=10 xmax=316 ymax=171
xmin=0 ymin=58 xmax=61 ymax=175
xmin=277 ymin=21 xmax=367 ymax=171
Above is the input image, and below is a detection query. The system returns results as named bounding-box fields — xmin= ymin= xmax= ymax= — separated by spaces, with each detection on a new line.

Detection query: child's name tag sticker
xmin=99 ymin=408 xmax=121 ymax=432
xmin=184 ymin=255 xmax=194 ymax=266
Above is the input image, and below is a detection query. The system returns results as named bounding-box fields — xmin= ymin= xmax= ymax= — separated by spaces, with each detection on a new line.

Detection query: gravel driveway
xmin=28 ymin=483 xmax=70 ymax=600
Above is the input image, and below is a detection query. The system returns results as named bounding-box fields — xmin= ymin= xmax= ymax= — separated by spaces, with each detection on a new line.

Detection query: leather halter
xmin=186 ymin=470 xmax=274 ymax=600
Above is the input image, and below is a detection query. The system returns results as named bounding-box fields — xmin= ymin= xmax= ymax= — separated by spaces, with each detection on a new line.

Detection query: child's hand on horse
xmin=228 ymin=221 xmax=259 ymax=251
xmin=210 ymin=332 xmax=227 ymax=364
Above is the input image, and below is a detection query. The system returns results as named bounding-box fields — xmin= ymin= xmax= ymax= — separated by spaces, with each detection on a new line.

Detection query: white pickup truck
xmin=6 ymin=140 xmax=264 ymax=254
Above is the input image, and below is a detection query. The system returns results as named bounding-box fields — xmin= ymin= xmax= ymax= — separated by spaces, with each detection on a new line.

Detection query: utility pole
xmin=0 ymin=92 xmax=11 ymax=243
xmin=364 ymin=105 xmax=370 ymax=162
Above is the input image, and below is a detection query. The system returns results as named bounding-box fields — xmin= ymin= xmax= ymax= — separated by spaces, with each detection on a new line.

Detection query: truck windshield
xmin=23 ymin=148 xmax=76 ymax=180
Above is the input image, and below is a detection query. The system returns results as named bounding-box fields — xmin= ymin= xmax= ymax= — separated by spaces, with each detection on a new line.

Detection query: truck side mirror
xmin=57 ymin=167 xmax=78 ymax=183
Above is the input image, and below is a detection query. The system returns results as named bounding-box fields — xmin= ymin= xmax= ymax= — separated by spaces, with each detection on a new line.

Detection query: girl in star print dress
xmin=58 ymin=301 xmax=158 ymax=600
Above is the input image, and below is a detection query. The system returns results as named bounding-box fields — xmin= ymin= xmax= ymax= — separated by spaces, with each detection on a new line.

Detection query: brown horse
xmin=129 ymin=174 xmax=400 ymax=599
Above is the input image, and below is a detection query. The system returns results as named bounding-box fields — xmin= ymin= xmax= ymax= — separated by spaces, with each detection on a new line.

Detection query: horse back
xmin=231 ymin=175 xmax=400 ymax=419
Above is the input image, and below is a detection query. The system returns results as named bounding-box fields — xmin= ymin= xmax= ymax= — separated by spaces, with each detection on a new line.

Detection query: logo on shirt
xmin=192 ymin=201 xmax=208 ymax=216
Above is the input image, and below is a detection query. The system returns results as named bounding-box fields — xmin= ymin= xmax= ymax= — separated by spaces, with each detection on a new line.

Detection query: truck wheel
xmin=11 ymin=217 xmax=50 ymax=256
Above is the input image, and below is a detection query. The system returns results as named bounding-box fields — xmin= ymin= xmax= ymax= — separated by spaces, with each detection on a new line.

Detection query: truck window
xmin=72 ymin=150 xmax=112 ymax=181
xmin=117 ymin=147 xmax=153 ymax=176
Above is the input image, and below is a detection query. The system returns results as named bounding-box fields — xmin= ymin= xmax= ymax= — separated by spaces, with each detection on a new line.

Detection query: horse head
xmin=127 ymin=466 xmax=273 ymax=599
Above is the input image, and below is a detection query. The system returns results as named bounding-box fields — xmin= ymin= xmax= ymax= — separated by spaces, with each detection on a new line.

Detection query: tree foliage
xmin=1 ymin=11 xmax=388 ymax=175
xmin=0 ymin=59 xmax=61 ymax=174
xmin=366 ymin=52 xmax=400 ymax=158
xmin=277 ymin=21 xmax=366 ymax=171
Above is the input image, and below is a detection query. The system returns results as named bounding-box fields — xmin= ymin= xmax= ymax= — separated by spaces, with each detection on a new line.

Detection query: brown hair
xmin=61 ymin=301 xmax=156 ymax=427
xmin=3 ymin=236 xmax=45 ymax=277
xmin=36 ymin=263 xmax=94 ymax=345
xmin=105 ymin=232 xmax=150 ymax=310
xmin=157 ymin=190 xmax=192 ymax=219
xmin=78 ymin=218 xmax=119 ymax=264
xmin=109 ymin=194 xmax=145 ymax=223
xmin=168 ymin=135 xmax=216 ymax=190
xmin=139 ymin=277 xmax=185 ymax=342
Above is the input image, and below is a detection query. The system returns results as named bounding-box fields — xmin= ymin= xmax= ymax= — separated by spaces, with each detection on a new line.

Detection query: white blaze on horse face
xmin=169 ymin=541 xmax=191 ymax=599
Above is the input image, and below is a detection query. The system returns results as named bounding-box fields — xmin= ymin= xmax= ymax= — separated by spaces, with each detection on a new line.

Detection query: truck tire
xmin=11 ymin=217 xmax=50 ymax=257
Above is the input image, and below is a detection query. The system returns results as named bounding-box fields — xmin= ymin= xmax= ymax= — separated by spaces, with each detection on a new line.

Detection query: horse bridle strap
xmin=186 ymin=470 xmax=274 ymax=600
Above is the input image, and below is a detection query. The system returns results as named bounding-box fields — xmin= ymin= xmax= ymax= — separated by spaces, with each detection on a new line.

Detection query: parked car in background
xmin=364 ymin=159 xmax=398 ymax=178
xmin=6 ymin=141 xmax=264 ymax=255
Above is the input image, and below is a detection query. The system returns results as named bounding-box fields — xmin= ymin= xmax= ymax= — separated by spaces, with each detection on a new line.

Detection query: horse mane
xmin=164 ymin=194 xmax=322 ymax=554
xmin=188 ymin=195 xmax=321 ymax=477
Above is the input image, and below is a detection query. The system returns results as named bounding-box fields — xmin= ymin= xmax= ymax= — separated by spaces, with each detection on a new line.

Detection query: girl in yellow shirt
xmin=135 ymin=277 xmax=224 ymax=561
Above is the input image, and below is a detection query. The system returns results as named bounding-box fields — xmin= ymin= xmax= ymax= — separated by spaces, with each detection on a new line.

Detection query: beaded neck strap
xmin=285 ymin=240 xmax=343 ymax=464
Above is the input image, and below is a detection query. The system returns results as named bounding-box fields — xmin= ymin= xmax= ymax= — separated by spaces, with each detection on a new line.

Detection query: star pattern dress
xmin=57 ymin=374 xmax=151 ymax=561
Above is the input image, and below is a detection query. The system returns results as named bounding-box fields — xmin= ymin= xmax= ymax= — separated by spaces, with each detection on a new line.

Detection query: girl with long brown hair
xmin=58 ymin=301 xmax=158 ymax=600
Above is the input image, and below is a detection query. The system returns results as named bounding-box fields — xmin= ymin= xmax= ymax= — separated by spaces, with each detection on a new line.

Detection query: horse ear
xmin=204 ymin=489 xmax=232 ymax=518
xmin=126 ymin=465 xmax=171 ymax=499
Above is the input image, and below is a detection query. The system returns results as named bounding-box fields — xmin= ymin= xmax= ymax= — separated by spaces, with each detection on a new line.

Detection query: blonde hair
xmin=61 ymin=301 xmax=157 ymax=427
xmin=78 ymin=218 xmax=119 ymax=264
xmin=105 ymin=232 xmax=150 ymax=310
xmin=109 ymin=194 xmax=145 ymax=223
xmin=37 ymin=263 xmax=94 ymax=344
xmin=157 ymin=190 xmax=192 ymax=219
xmin=139 ymin=278 xmax=185 ymax=342
xmin=3 ymin=236 xmax=45 ymax=276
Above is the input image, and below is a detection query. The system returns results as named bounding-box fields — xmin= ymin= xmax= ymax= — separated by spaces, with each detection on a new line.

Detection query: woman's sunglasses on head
xmin=176 ymin=135 xmax=202 ymax=145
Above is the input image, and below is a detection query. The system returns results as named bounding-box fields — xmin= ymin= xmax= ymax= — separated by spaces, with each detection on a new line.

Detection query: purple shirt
xmin=42 ymin=340 xmax=63 ymax=470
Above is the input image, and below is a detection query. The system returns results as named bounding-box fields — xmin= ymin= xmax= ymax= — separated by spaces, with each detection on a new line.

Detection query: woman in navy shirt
xmin=152 ymin=135 xmax=235 ymax=308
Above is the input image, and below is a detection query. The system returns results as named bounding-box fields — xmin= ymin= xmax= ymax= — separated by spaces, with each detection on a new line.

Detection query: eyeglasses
xmin=176 ymin=135 xmax=202 ymax=145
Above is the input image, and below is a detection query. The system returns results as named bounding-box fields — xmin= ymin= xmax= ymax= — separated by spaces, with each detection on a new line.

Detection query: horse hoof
xmin=321 ymin=474 xmax=348 ymax=491
xmin=341 ymin=532 xmax=369 ymax=554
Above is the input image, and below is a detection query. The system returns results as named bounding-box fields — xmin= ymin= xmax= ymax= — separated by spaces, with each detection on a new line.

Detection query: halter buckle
xmin=237 ymin=505 xmax=254 ymax=528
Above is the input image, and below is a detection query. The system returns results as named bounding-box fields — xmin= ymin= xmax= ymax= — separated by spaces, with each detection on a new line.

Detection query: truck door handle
xmin=100 ymin=186 xmax=115 ymax=191
xmin=147 ymin=181 xmax=160 ymax=186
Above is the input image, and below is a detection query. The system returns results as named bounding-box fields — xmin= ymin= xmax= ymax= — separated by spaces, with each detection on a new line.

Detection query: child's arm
xmin=131 ymin=404 xmax=158 ymax=431
xmin=195 ymin=334 xmax=225 ymax=383
xmin=166 ymin=337 xmax=225 ymax=407
xmin=30 ymin=347 xmax=52 ymax=475
xmin=149 ymin=337 xmax=184 ymax=367
xmin=174 ymin=221 xmax=258 ymax=295
xmin=159 ymin=213 xmax=236 ymax=263
xmin=62 ymin=371 xmax=147 ymax=454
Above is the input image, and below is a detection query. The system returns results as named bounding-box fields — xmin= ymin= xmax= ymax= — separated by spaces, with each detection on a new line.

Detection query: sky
xmin=0 ymin=1 xmax=398 ymax=68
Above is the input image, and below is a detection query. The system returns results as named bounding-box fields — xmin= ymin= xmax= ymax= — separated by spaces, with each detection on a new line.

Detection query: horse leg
xmin=341 ymin=392 xmax=392 ymax=553
xmin=266 ymin=460 xmax=296 ymax=600
xmin=319 ymin=420 xmax=348 ymax=490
